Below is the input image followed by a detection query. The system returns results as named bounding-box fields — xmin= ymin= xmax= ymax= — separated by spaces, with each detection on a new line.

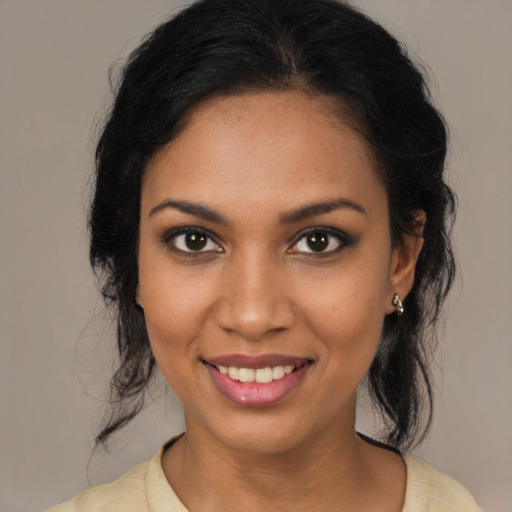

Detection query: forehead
xmin=142 ymin=91 xmax=386 ymax=219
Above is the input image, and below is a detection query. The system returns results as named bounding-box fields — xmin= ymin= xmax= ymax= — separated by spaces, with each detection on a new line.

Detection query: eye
xmin=289 ymin=228 xmax=349 ymax=255
xmin=163 ymin=228 xmax=221 ymax=254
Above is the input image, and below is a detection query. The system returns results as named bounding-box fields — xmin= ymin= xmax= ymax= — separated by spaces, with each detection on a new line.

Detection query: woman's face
xmin=137 ymin=91 xmax=416 ymax=454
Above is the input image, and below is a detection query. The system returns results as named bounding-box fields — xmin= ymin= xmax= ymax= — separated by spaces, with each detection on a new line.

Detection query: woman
xmin=50 ymin=0 xmax=481 ymax=510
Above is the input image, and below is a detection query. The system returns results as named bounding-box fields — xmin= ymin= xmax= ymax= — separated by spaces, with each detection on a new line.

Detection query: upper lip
xmin=204 ymin=353 xmax=312 ymax=369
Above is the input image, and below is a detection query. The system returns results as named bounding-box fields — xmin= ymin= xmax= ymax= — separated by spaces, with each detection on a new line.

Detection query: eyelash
xmin=160 ymin=226 xmax=353 ymax=257
xmin=288 ymin=227 xmax=353 ymax=257
xmin=160 ymin=227 xmax=222 ymax=257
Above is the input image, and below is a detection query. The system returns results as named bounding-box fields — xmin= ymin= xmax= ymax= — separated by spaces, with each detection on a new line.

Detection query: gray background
xmin=1 ymin=1 xmax=510 ymax=511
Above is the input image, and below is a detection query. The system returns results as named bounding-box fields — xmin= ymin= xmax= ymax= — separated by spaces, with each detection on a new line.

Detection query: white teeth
xmin=238 ymin=368 xmax=255 ymax=383
xmin=255 ymin=367 xmax=273 ymax=384
xmin=227 ymin=367 xmax=239 ymax=380
xmin=218 ymin=364 xmax=298 ymax=383
xmin=272 ymin=366 xmax=285 ymax=380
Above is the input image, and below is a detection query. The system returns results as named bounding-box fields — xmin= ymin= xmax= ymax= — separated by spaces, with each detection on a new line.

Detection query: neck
xmin=161 ymin=413 xmax=400 ymax=511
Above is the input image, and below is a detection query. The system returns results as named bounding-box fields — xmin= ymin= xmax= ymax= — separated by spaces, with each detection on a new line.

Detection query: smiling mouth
xmin=209 ymin=363 xmax=304 ymax=384
xmin=203 ymin=356 xmax=312 ymax=407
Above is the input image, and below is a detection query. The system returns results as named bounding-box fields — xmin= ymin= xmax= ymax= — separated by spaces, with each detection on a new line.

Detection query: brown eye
xmin=306 ymin=232 xmax=329 ymax=252
xmin=185 ymin=232 xmax=208 ymax=251
xmin=291 ymin=229 xmax=346 ymax=255
xmin=169 ymin=230 xmax=221 ymax=253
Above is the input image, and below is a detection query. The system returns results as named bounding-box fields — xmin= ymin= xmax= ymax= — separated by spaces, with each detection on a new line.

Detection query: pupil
xmin=307 ymin=233 xmax=328 ymax=252
xmin=186 ymin=232 xmax=207 ymax=251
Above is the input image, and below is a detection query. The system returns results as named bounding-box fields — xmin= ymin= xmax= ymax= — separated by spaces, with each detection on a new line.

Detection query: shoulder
xmin=46 ymin=438 xmax=188 ymax=512
xmin=46 ymin=460 xmax=150 ymax=512
xmin=402 ymin=455 xmax=482 ymax=512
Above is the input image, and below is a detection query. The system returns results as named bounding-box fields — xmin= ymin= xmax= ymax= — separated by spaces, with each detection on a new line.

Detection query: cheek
xmin=141 ymin=280 xmax=210 ymax=399
xmin=310 ymin=294 xmax=385 ymax=404
xmin=142 ymin=274 xmax=212 ymax=347
xmin=298 ymin=256 xmax=389 ymax=374
xmin=137 ymin=245 xmax=218 ymax=364
xmin=313 ymin=289 xmax=384 ymax=365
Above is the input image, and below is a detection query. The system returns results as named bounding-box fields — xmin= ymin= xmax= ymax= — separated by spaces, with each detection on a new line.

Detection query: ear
xmin=135 ymin=283 xmax=143 ymax=308
xmin=386 ymin=211 xmax=426 ymax=314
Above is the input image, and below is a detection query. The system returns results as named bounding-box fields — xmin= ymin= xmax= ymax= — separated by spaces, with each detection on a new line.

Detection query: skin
xmin=137 ymin=91 xmax=425 ymax=511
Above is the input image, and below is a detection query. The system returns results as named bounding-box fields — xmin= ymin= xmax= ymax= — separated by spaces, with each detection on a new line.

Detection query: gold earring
xmin=392 ymin=293 xmax=404 ymax=316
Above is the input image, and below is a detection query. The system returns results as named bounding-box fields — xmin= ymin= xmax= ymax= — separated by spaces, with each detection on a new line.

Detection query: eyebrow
xmin=148 ymin=197 xmax=366 ymax=225
xmin=148 ymin=199 xmax=229 ymax=225
xmin=280 ymin=198 xmax=367 ymax=224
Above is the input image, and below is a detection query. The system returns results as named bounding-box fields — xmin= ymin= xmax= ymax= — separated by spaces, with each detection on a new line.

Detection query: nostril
xmin=213 ymin=296 xmax=296 ymax=341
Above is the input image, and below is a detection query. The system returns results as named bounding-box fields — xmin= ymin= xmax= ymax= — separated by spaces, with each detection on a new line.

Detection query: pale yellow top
xmin=48 ymin=442 xmax=482 ymax=512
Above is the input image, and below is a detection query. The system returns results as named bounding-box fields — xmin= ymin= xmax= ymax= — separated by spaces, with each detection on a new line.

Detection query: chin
xmin=219 ymin=429 xmax=305 ymax=456
xmin=194 ymin=409 xmax=324 ymax=456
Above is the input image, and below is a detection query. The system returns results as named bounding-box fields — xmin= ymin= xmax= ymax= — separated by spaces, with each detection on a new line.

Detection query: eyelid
xmin=287 ymin=227 xmax=353 ymax=255
xmin=160 ymin=226 xmax=222 ymax=254
xmin=160 ymin=225 xmax=352 ymax=257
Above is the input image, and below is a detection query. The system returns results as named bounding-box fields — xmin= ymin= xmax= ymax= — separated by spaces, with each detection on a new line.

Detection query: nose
xmin=214 ymin=250 xmax=296 ymax=341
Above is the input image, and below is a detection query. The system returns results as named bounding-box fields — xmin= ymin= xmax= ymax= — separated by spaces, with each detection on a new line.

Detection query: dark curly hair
xmin=90 ymin=0 xmax=455 ymax=450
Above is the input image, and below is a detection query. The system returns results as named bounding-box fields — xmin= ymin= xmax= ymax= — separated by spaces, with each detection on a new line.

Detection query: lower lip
xmin=205 ymin=363 xmax=311 ymax=407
